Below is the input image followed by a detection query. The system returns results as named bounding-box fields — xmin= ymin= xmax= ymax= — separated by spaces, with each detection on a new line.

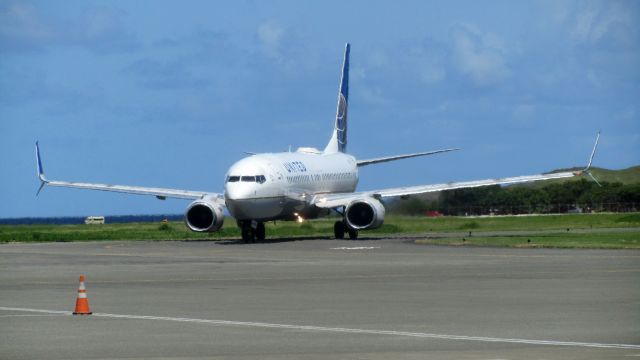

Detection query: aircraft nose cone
xmin=224 ymin=183 xmax=261 ymax=220
xmin=225 ymin=157 xmax=267 ymax=200
xmin=224 ymin=181 xmax=258 ymax=200
xmin=224 ymin=183 xmax=242 ymax=200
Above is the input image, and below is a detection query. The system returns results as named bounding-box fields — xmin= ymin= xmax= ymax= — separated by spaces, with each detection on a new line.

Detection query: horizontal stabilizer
xmin=357 ymin=148 xmax=460 ymax=167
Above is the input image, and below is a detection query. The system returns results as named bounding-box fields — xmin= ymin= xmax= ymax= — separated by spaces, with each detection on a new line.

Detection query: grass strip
xmin=415 ymin=232 xmax=640 ymax=249
xmin=1 ymin=213 xmax=639 ymax=248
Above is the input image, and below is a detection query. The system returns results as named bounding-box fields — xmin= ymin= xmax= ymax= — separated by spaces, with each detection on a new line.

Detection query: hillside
xmin=535 ymin=165 xmax=640 ymax=187
xmin=389 ymin=165 xmax=640 ymax=215
xmin=397 ymin=165 xmax=639 ymax=199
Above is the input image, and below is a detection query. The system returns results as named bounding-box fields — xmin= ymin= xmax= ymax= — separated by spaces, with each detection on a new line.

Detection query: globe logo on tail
xmin=336 ymin=93 xmax=348 ymax=152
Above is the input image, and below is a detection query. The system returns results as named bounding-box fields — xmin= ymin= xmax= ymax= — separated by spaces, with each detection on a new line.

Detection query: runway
xmin=1 ymin=238 xmax=639 ymax=359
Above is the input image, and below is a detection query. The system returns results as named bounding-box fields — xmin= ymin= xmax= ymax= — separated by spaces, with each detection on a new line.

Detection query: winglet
xmin=585 ymin=131 xmax=600 ymax=171
xmin=573 ymin=131 xmax=601 ymax=186
xmin=35 ymin=141 xmax=48 ymax=195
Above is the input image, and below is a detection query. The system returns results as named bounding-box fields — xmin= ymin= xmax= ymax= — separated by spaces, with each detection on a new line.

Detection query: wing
xmin=35 ymin=142 xmax=224 ymax=204
xmin=312 ymin=171 xmax=578 ymax=208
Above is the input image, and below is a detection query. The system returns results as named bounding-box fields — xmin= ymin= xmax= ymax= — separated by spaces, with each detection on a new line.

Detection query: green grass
xmin=0 ymin=221 xmax=237 ymax=243
xmin=1 ymin=213 xmax=639 ymax=248
xmin=367 ymin=213 xmax=640 ymax=234
xmin=415 ymin=232 xmax=640 ymax=249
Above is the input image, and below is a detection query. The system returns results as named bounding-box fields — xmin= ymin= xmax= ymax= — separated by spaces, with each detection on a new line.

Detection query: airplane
xmin=35 ymin=43 xmax=600 ymax=242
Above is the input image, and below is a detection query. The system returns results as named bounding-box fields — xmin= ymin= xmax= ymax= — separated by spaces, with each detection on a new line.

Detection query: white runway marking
xmin=1 ymin=306 xmax=639 ymax=350
xmin=331 ymin=246 xmax=381 ymax=250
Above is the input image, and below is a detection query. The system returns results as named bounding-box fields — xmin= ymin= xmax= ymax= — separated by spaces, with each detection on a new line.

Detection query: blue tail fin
xmin=324 ymin=43 xmax=350 ymax=154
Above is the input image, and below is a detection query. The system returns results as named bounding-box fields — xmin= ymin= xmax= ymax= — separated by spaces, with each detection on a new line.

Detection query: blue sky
xmin=1 ymin=0 xmax=638 ymax=218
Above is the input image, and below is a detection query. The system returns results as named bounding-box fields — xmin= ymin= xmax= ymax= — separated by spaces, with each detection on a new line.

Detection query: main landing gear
xmin=239 ymin=221 xmax=265 ymax=243
xmin=334 ymin=220 xmax=358 ymax=240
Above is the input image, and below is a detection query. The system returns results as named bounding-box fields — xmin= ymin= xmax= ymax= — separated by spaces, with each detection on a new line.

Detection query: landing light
xmin=296 ymin=215 xmax=304 ymax=223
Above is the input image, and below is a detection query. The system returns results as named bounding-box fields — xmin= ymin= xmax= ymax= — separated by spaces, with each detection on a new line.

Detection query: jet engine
xmin=345 ymin=198 xmax=385 ymax=230
xmin=185 ymin=198 xmax=224 ymax=232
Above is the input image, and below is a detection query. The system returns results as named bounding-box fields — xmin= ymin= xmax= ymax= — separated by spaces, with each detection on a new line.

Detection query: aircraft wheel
xmin=241 ymin=225 xmax=255 ymax=243
xmin=334 ymin=221 xmax=345 ymax=239
xmin=256 ymin=222 xmax=266 ymax=241
xmin=348 ymin=228 xmax=358 ymax=240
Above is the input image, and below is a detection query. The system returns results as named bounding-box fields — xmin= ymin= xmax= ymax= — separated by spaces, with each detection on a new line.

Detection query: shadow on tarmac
xmin=211 ymin=236 xmax=389 ymax=245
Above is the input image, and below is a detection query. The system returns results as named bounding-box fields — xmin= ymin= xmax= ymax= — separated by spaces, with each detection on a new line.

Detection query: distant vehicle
xmin=34 ymin=43 xmax=601 ymax=242
xmin=426 ymin=211 xmax=442 ymax=217
xmin=84 ymin=216 xmax=105 ymax=225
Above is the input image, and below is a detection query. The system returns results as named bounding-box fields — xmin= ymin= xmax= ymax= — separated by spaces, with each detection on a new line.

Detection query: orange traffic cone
xmin=73 ymin=275 xmax=92 ymax=315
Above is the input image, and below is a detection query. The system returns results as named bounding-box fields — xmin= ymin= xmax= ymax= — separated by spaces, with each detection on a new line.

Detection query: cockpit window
xmin=229 ymin=175 xmax=266 ymax=184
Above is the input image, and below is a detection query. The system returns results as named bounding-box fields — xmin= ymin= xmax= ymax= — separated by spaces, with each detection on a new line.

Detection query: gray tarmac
xmin=1 ymin=237 xmax=639 ymax=359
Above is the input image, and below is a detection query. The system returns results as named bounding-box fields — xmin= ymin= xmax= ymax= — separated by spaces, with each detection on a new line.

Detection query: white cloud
xmin=571 ymin=6 xmax=597 ymax=42
xmin=450 ymin=23 xmax=511 ymax=86
xmin=351 ymin=66 xmax=366 ymax=80
xmin=123 ymin=58 xmax=210 ymax=90
xmin=254 ymin=21 xmax=321 ymax=74
xmin=618 ymin=106 xmax=636 ymax=123
xmin=512 ymin=104 xmax=536 ymax=124
xmin=257 ymin=22 xmax=285 ymax=60
xmin=566 ymin=1 xmax=637 ymax=49
xmin=541 ymin=0 xmax=572 ymax=24
xmin=406 ymin=44 xmax=447 ymax=85
xmin=0 ymin=2 xmax=54 ymax=51
xmin=419 ymin=59 xmax=446 ymax=84
xmin=358 ymin=85 xmax=388 ymax=105
xmin=67 ymin=6 xmax=138 ymax=54
xmin=0 ymin=2 xmax=138 ymax=54
xmin=367 ymin=49 xmax=388 ymax=68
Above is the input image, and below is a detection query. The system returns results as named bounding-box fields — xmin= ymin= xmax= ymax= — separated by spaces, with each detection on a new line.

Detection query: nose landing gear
xmin=239 ymin=220 xmax=266 ymax=243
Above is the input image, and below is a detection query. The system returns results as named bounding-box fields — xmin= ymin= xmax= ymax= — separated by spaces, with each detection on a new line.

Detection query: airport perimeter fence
xmin=431 ymin=202 xmax=638 ymax=216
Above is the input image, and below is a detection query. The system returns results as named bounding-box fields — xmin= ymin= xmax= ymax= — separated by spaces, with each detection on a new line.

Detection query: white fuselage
xmin=224 ymin=150 xmax=358 ymax=221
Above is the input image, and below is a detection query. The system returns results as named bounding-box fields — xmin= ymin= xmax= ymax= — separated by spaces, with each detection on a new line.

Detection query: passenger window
xmin=227 ymin=176 xmax=240 ymax=182
xmin=241 ymin=176 xmax=256 ymax=182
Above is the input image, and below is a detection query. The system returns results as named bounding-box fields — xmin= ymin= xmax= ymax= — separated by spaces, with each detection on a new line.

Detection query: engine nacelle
xmin=185 ymin=198 xmax=224 ymax=232
xmin=345 ymin=198 xmax=385 ymax=230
